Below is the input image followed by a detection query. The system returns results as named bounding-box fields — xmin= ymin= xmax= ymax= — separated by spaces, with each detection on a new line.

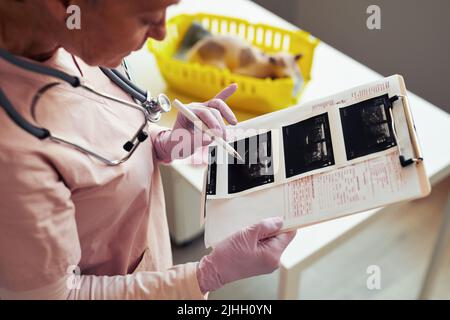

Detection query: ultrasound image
xmin=283 ymin=113 xmax=335 ymax=178
xmin=340 ymin=94 xmax=396 ymax=160
xmin=228 ymin=131 xmax=275 ymax=194
xmin=206 ymin=146 xmax=217 ymax=195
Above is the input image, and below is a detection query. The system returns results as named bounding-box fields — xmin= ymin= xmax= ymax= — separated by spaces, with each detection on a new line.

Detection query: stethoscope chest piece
xmin=143 ymin=92 xmax=172 ymax=123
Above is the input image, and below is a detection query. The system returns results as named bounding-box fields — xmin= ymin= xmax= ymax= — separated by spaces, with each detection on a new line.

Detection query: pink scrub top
xmin=0 ymin=49 xmax=205 ymax=299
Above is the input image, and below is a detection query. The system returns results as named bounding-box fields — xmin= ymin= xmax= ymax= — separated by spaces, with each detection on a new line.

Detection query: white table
xmin=128 ymin=0 xmax=450 ymax=298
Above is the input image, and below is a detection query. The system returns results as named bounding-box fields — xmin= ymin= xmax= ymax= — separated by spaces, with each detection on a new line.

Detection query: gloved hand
xmin=196 ymin=217 xmax=296 ymax=294
xmin=155 ymin=84 xmax=238 ymax=162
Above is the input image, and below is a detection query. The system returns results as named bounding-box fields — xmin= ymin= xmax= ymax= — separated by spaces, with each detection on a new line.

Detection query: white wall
xmin=253 ymin=0 xmax=450 ymax=113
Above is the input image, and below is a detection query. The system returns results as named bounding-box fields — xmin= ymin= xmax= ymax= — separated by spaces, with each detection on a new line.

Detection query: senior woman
xmin=0 ymin=0 xmax=295 ymax=299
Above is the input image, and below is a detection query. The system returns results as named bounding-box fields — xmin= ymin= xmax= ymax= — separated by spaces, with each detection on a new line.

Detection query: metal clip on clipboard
xmin=388 ymin=95 xmax=424 ymax=167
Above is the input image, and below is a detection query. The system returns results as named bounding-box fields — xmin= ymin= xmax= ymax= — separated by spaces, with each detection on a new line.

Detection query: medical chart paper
xmin=202 ymin=75 xmax=430 ymax=248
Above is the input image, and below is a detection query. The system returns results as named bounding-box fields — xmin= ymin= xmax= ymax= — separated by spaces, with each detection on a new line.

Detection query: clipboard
xmin=389 ymin=94 xmax=423 ymax=167
xmin=201 ymin=75 xmax=431 ymax=248
xmin=388 ymin=75 xmax=430 ymax=196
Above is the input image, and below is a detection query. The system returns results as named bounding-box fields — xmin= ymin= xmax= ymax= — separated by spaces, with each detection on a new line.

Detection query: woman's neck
xmin=0 ymin=1 xmax=59 ymax=61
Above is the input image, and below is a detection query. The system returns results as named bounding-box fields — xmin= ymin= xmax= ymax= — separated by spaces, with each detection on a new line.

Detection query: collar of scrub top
xmin=0 ymin=47 xmax=167 ymax=165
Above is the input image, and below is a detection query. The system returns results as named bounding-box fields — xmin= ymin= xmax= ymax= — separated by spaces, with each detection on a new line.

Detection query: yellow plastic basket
xmin=148 ymin=13 xmax=319 ymax=114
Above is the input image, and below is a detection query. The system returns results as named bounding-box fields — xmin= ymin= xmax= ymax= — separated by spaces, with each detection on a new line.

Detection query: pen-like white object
xmin=172 ymin=99 xmax=244 ymax=162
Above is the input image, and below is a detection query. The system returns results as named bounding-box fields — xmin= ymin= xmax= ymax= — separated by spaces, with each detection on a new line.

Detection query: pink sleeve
xmin=0 ymin=150 xmax=205 ymax=300
xmin=148 ymin=124 xmax=173 ymax=163
xmin=0 ymin=264 xmax=205 ymax=300
xmin=68 ymin=263 xmax=204 ymax=300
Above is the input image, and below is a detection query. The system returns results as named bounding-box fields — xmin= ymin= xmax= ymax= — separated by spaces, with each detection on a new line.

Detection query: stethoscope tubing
xmin=0 ymin=47 xmax=80 ymax=87
xmin=0 ymin=48 xmax=156 ymax=165
xmin=99 ymin=67 xmax=147 ymax=103
xmin=0 ymin=87 xmax=50 ymax=139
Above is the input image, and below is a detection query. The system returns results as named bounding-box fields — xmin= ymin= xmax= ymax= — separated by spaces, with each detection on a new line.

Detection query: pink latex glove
xmin=155 ymin=84 xmax=239 ymax=162
xmin=196 ymin=217 xmax=297 ymax=294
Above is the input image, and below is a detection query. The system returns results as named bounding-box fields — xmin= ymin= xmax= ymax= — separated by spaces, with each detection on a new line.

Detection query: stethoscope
xmin=0 ymin=48 xmax=172 ymax=166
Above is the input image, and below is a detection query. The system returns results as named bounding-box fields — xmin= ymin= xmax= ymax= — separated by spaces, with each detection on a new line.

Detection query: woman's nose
xmin=150 ymin=10 xmax=166 ymax=26
xmin=146 ymin=11 xmax=166 ymax=40
xmin=147 ymin=24 xmax=167 ymax=41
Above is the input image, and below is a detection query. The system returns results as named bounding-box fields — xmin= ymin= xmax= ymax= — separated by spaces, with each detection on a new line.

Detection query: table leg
xmin=278 ymin=264 xmax=303 ymax=300
xmin=418 ymin=189 xmax=450 ymax=299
